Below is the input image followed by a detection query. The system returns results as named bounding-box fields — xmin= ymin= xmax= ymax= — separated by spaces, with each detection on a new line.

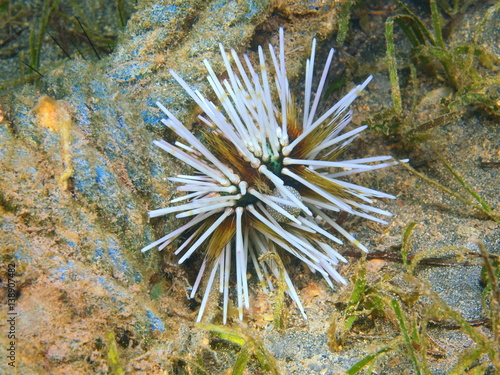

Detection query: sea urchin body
xmin=143 ymin=28 xmax=402 ymax=324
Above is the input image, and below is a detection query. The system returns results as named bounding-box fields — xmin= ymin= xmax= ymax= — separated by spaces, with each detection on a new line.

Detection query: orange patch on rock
xmin=35 ymin=96 xmax=74 ymax=190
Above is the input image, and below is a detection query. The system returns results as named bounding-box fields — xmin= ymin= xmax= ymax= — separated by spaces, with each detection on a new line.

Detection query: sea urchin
xmin=143 ymin=28 xmax=403 ymax=324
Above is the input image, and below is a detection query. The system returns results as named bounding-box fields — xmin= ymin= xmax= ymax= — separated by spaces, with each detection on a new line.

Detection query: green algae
xmin=199 ymin=323 xmax=280 ymax=375
xmin=106 ymin=331 xmax=125 ymax=375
